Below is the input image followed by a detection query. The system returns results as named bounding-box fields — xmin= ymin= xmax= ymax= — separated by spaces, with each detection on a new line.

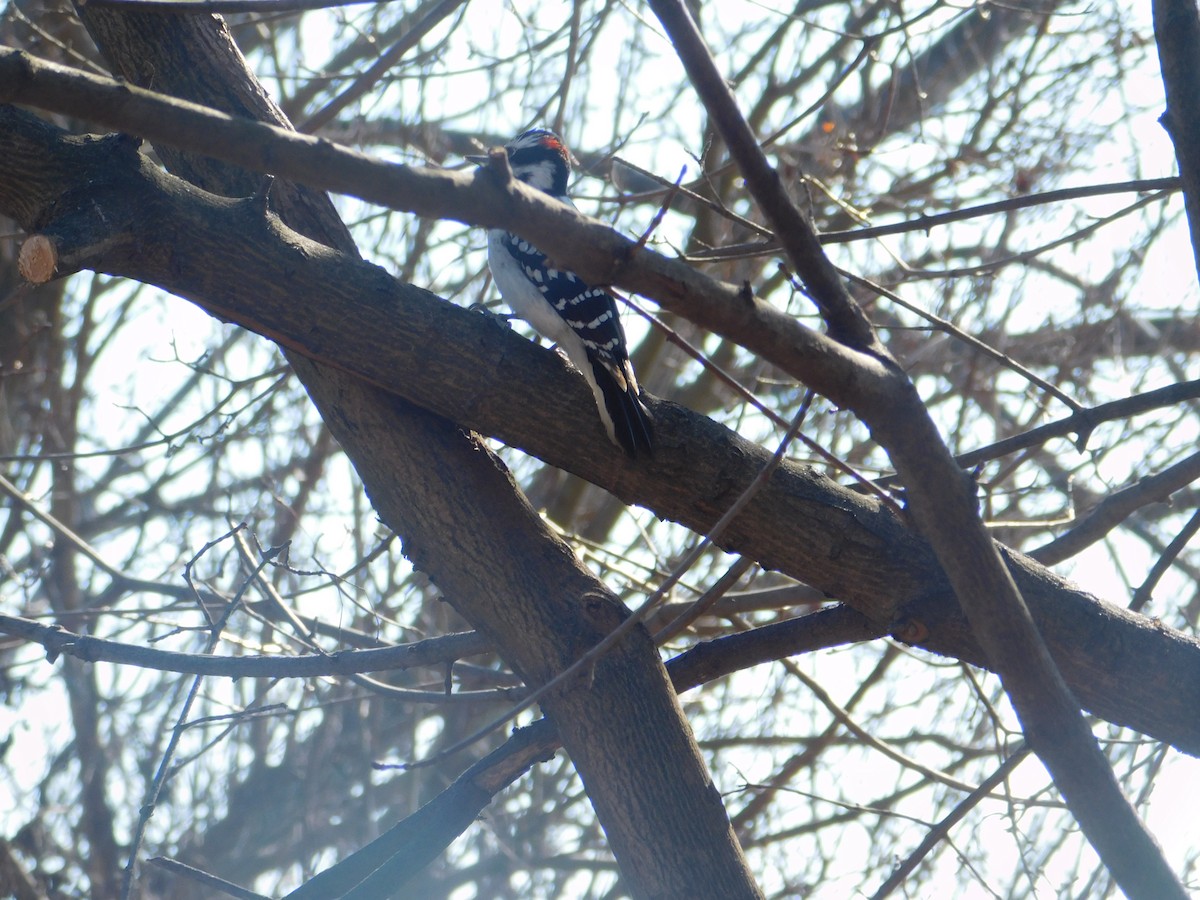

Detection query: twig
xmin=954 ymin=378 xmax=1200 ymax=468
xmin=634 ymin=165 xmax=686 ymax=248
xmin=1130 ymin=508 xmax=1200 ymax=612
xmin=751 ymin=626 xmax=982 ymax=795
xmin=653 ymin=555 xmax=755 ymax=643
xmin=609 ymin=155 xmax=773 ymax=237
xmin=300 ymin=0 xmax=467 ymax=133
xmin=146 ymin=857 xmax=268 ymax=900
xmin=889 ymin=192 xmax=1169 ymax=281
xmin=1031 ymin=450 xmax=1200 ymax=566
xmin=120 ymin=526 xmax=264 ymax=900
xmin=871 ymin=746 xmax=1032 ymax=899
xmin=843 ymin=269 xmax=1083 ymax=414
xmin=683 ymin=177 xmax=1181 ymax=261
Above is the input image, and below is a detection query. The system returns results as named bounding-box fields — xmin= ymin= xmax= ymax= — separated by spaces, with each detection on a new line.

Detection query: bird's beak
xmin=468 ymin=147 xmax=513 ymax=180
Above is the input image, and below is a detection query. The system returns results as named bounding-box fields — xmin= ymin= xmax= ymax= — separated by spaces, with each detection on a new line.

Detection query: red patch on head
xmin=540 ymin=134 xmax=568 ymax=156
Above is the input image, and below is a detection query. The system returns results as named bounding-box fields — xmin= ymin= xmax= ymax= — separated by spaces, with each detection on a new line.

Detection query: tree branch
xmin=56 ymin=10 xmax=764 ymax=898
xmin=0 ymin=46 xmax=864 ymax=408
xmin=1 ymin=101 xmax=1198 ymax=761
xmin=0 ymin=614 xmax=490 ymax=677
xmin=1154 ymin=0 xmax=1200 ymax=284
xmin=645 ymin=2 xmax=1188 ymax=896
xmin=1032 ymin=450 xmax=1200 ymax=566
xmin=289 ymin=605 xmax=880 ymax=898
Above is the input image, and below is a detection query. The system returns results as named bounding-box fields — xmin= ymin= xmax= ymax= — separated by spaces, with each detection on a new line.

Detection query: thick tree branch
xmin=55 ymin=11 xmax=763 ymax=899
xmin=2 ymin=103 xmax=1199 ymax=761
xmin=0 ymin=46 xmax=866 ymax=408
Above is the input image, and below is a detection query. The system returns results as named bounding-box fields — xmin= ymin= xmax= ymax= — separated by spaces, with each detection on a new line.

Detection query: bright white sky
xmin=2 ymin=2 xmax=1197 ymax=897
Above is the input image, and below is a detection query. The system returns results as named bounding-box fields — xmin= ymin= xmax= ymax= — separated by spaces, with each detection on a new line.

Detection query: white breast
xmin=486 ymin=229 xmax=593 ymax=373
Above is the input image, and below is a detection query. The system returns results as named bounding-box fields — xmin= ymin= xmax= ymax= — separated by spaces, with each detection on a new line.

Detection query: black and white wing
xmin=488 ymin=230 xmax=654 ymax=457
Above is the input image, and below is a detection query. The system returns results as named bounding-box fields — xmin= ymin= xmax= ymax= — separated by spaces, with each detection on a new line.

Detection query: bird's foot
xmin=468 ymin=303 xmax=516 ymax=328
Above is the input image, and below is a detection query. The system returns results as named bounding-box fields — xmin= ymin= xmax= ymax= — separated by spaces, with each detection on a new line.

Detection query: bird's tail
xmin=591 ymin=359 xmax=654 ymax=458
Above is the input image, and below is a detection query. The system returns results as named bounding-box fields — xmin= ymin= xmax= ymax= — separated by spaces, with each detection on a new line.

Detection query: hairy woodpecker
xmin=471 ymin=128 xmax=653 ymax=457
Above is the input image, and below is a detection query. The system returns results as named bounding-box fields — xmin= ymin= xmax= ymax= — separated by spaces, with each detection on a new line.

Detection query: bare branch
xmin=1154 ymin=0 xmax=1200 ymax=283
xmin=0 ymin=613 xmax=490 ymax=676
xmin=1032 ymin=450 xmax=1200 ymax=566
xmin=2 ymin=102 xmax=1199 ymax=760
xmin=644 ymin=3 xmax=1188 ymax=896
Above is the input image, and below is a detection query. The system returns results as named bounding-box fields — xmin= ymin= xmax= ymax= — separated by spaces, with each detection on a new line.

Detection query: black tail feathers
xmin=595 ymin=366 xmax=654 ymax=458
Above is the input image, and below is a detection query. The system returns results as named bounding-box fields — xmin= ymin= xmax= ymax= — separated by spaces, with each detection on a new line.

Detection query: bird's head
xmin=470 ymin=128 xmax=572 ymax=197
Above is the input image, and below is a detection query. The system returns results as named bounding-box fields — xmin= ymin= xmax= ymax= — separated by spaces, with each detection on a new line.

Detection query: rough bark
xmin=2 ymin=102 xmax=1199 ymax=763
xmin=40 ymin=9 xmax=763 ymax=898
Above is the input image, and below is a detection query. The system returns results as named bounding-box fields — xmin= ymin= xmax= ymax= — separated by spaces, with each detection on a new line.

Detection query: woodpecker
xmin=471 ymin=128 xmax=653 ymax=457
